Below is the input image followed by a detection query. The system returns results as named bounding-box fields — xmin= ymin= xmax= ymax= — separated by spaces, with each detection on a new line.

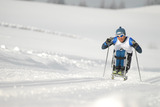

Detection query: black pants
xmin=126 ymin=53 xmax=132 ymax=72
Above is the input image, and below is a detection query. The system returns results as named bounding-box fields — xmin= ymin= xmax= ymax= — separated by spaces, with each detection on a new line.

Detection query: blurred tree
xmin=100 ymin=0 xmax=106 ymax=8
xmin=58 ymin=0 xmax=65 ymax=4
xmin=47 ymin=0 xmax=58 ymax=3
xmin=146 ymin=0 xmax=156 ymax=5
xmin=79 ymin=0 xmax=87 ymax=7
xmin=155 ymin=0 xmax=160 ymax=4
xmin=110 ymin=0 xmax=117 ymax=9
xmin=119 ymin=0 xmax=125 ymax=9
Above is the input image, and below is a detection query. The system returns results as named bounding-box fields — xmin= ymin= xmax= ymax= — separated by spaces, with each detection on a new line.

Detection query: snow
xmin=0 ymin=0 xmax=160 ymax=107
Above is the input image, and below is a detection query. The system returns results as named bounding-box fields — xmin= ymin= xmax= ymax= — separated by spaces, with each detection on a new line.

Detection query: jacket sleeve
xmin=101 ymin=37 xmax=117 ymax=49
xmin=129 ymin=38 xmax=142 ymax=53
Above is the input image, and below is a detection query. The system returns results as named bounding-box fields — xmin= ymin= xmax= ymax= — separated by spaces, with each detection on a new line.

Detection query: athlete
xmin=102 ymin=26 xmax=142 ymax=75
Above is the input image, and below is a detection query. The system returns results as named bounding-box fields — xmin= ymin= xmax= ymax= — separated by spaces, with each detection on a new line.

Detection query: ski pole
xmin=103 ymin=47 xmax=109 ymax=77
xmin=135 ymin=50 xmax=142 ymax=81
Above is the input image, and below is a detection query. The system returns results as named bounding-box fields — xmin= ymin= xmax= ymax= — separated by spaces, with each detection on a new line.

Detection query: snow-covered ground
xmin=0 ymin=0 xmax=160 ymax=107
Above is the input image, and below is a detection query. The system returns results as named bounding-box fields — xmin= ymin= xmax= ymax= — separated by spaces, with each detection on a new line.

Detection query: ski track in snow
xmin=0 ymin=77 xmax=104 ymax=88
xmin=144 ymin=76 xmax=160 ymax=84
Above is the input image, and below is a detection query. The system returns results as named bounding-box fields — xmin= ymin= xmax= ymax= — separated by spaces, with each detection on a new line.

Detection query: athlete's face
xmin=117 ymin=34 xmax=126 ymax=43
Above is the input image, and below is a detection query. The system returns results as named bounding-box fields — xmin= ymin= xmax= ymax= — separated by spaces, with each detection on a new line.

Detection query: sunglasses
xmin=117 ymin=34 xmax=124 ymax=37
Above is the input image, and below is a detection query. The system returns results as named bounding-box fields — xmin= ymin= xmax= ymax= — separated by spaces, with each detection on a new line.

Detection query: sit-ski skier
xmin=102 ymin=26 xmax=142 ymax=75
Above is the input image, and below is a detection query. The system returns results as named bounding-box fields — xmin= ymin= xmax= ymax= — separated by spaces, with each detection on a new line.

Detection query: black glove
xmin=132 ymin=41 xmax=138 ymax=48
xmin=106 ymin=37 xmax=114 ymax=45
